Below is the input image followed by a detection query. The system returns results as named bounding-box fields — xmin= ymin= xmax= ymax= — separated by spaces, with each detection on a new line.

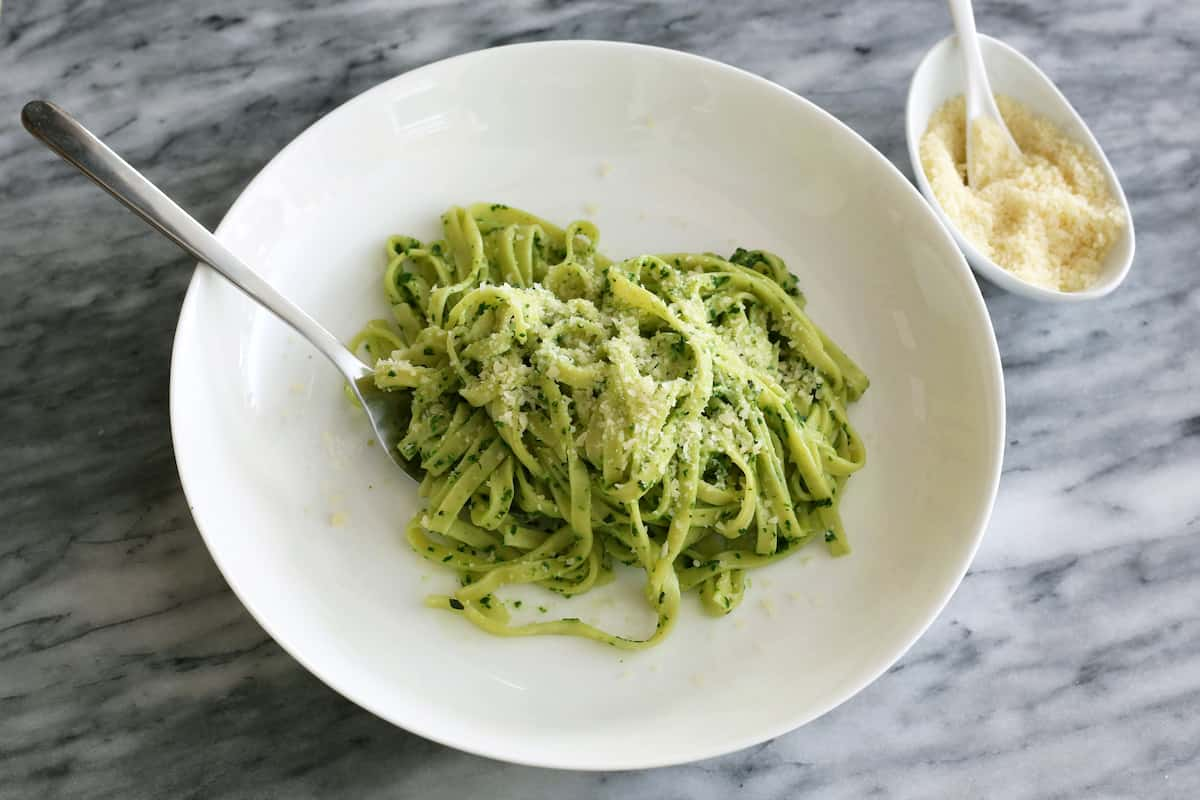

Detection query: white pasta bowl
xmin=171 ymin=41 xmax=1004 ymax=769
xmin=906 ymin=34 xmax=1136 ymax=302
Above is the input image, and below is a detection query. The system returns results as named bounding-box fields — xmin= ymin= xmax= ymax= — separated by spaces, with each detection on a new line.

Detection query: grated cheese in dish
xmin=920 ymin=95 xmax=1125 ymax=292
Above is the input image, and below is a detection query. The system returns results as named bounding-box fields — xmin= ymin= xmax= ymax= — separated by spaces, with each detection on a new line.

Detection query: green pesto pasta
xmin=351 ymin=203 xmax=868 ymax=649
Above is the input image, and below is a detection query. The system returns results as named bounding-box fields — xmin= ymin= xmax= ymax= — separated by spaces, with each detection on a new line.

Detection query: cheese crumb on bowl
xmin=920 ymin=94 xmax=1126 ymax=294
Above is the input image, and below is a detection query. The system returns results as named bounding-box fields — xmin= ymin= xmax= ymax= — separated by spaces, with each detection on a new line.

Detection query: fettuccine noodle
xmin=351 ymin=203 xmax=868 ymax=649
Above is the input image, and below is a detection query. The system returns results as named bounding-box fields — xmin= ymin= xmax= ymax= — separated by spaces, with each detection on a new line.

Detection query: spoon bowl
xmin=906 ymin=33 xmax=1135 ymax=302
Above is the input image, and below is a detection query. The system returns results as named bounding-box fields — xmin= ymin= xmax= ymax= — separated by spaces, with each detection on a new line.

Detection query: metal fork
xmin=22 ymin=100 xmax=421 ymax=480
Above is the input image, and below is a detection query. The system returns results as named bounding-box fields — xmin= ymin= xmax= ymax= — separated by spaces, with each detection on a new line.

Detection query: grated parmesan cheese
xmin=919 ymin=95 xmax=1125 ymax=292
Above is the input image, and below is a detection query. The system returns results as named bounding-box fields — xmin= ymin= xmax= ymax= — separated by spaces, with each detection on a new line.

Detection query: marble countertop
xmin=2 ymin=1 xmax=1198 ymax=797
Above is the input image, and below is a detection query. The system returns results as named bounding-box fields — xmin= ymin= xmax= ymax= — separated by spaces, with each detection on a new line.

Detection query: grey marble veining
xmin=2 ymin=0 xmax=1198 ymax=797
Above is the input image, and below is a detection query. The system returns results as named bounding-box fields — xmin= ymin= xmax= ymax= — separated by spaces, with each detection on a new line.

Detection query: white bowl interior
xmin=172 ymin=42 xmax=1004 ymax=769
xmin=905 ymin=34 xmax=1135 ymax=302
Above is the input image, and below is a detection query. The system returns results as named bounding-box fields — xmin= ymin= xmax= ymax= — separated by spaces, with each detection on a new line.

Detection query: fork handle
xmin=21 ymin=100 xmax=370 ymax=381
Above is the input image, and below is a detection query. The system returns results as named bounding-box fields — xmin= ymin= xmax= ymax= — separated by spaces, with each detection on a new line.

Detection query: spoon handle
xmin=21 ymin=100 xmax=369 ymax=381
xmin=946 ymin=0 xmax=1002 ymax=123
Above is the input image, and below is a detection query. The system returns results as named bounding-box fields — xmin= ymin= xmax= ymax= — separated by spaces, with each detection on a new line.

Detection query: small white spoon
xmin=905 ymin=33 xmax=1136 ymax=302
xmin=947 ymin=0 xmax=1020 ymax=186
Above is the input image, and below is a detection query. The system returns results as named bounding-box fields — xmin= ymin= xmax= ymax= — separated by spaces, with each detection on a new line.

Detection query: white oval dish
xmin=171 ymin=41 xmax=1005 ymax=769
xmin=906 ymin=33 xmax=1135 ymax=302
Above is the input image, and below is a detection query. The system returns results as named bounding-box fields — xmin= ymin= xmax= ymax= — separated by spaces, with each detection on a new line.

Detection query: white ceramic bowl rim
xmin=171 ymin=40 xmax=1006 ymax=769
